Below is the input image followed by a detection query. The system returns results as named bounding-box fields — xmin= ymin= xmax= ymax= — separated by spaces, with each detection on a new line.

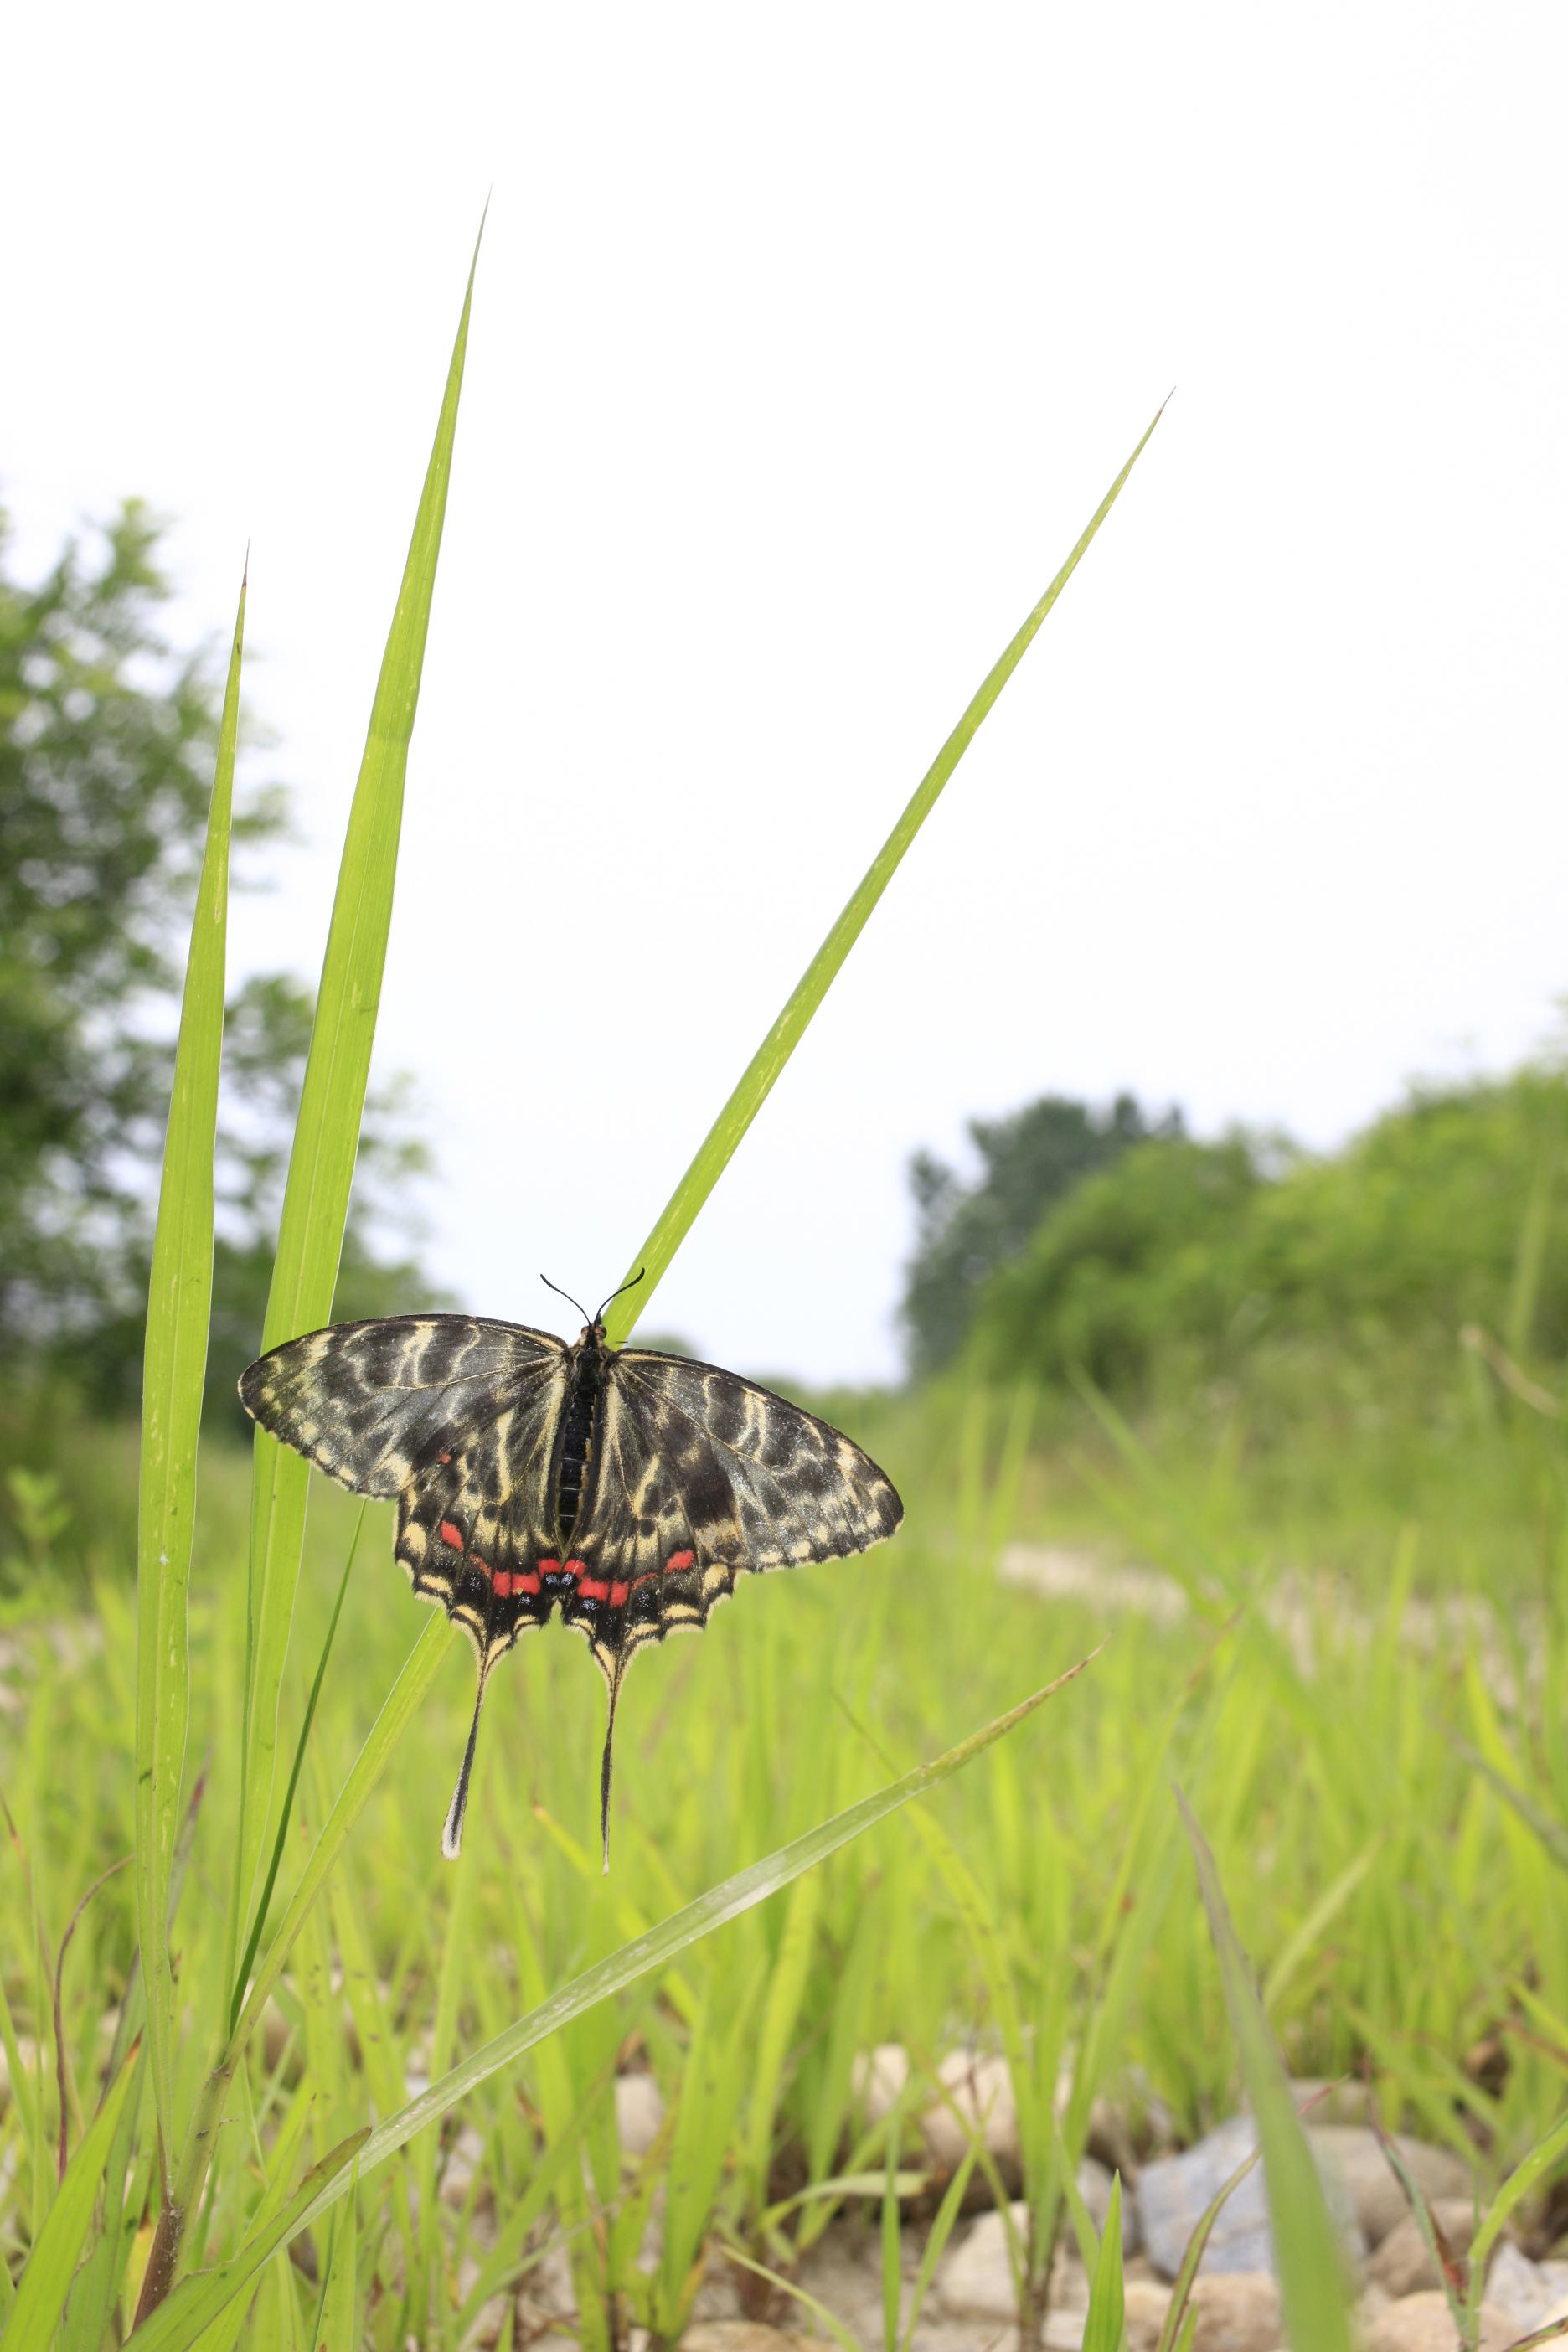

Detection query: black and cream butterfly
xmin=239 ymin=1273 xmax=903 ymax=1865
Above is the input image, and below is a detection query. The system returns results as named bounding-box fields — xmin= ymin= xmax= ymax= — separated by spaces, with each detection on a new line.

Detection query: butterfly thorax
xmin=551 ymin=1320 xmax=611 ymax=1545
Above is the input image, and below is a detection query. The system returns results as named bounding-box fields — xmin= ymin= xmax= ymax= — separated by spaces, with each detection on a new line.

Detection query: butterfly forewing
xmin=239 ymin=1315 xmax=567 ymax=1498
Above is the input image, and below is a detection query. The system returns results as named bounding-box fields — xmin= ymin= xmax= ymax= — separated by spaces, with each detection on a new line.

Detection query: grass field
xmin=3 ymin=1366 xmax=1568 ymax=2346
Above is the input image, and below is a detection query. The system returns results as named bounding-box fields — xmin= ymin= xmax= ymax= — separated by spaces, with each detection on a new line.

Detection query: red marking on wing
xmin=492 ymin=1567 xmax=511 ymax=1596
xmin=440 ymin=1520 xmax=465 ymax=1552
xmin=539 ymin=1557 xmax=561 ymax=1576
xmin=667 ymin=1549 xmax=695 ymax=1572
xmin=629 ymin=1571 xmax=659 ymax=1591
xmin=471 ymin=1554 xmax=493 ymax=1581
xmin=565 ymin=1558 xmax=586 ymax=1579
xmin=438 ymin=1450 xmax=453 ymax=1464
xmin=515 ymin=1566 xmax=541 ymax=1595
xmin=578 ymin=1575 xmax=611 ymax=1602
xmin=608 ymin=1579 xmax=630 ymax=1608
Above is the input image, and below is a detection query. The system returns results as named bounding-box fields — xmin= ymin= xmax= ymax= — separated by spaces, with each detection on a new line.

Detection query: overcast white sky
xmin=8 ymin=3 xmax=1565 ymax=1381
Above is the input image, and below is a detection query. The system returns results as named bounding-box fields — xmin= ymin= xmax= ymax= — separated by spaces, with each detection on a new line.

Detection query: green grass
xmin=7 ymin=1400 xmax=1568 ymax=2343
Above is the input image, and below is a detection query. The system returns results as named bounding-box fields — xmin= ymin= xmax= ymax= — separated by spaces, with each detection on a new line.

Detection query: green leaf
xmin=232 ymin=222 xmax=482 ymax=1974
xmin=1176 ymin=1789 xmax=1356 ymax=2352
xmin=128 ymin=1661 xmax=1092 ymax=2352
xmin=135 ymin=565 xmax=245 ymax=2162
xmin=604 ymin=400 xmax=1168 ymax=1344
xmin=6 ymin=2040 xmax=142 ymax=2351
xmin=1082 ymin=2174 xmax=1126 ymax=2352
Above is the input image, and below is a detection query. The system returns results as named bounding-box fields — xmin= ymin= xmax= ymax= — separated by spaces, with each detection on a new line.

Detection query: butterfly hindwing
xmin=558 ymin=1350 xmax=905 ymax=1679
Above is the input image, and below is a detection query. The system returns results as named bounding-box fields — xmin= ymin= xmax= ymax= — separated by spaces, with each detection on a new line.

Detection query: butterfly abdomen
xmin=552 ymin=1328 xmax=607 ymax=1545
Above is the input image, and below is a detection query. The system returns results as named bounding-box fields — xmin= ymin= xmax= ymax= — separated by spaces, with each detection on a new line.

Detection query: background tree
xmin=0 ymin=501 xmax=449 ymax=1412
xmin=901 ymin=1091 xmax=1183 ymax=1375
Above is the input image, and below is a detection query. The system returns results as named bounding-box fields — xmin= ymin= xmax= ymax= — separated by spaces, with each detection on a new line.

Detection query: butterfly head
xmin=540 ymin=1266 xmax=647 ymax=1343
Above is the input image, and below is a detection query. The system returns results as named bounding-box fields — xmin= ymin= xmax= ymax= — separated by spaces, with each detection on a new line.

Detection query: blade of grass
xmin=6 ymin=2039 xmax=141 ymax=2352
xmin=717 ymin=2244 xmax=862 ymax=2352
xmin=1176 ymin=1788 xmax=1355 ymax=2352
xmin=129 ymin=1660 xmax=1092 ymax=2352
xmin=135 ymin=565 xmax=245 ymax=2174
xmin=230 ymin=1509 xmax=363 ymax=2030
xmin=603 ymin=400 xmax=1169 ymax=1344
xmin=1467 ymin=2111 xmax=1568 ymax=2330
xmin=233 ymin=219 xmax=483 ymax=1984
xmin=1081 ymin=2174 xmax=1125 ymax=2352
xmin=1153 ymin=2123 xmax=1269 ymax=2349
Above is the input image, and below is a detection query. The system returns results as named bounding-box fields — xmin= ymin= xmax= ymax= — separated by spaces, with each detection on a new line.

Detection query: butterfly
xmin=239 ymin=1272 xmax=904 ymax=1865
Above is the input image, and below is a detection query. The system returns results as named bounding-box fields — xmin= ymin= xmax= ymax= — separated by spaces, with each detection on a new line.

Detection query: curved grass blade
xmin=230 ymin=1509 xmax=364 ymax=2032
xmin=136 ymin=563 xmax=245 ymax=2171
xmin=233 ymin=220 xmax=484 ymax=1984
xmin=128 ymin=1661 xmax=1092 ymax=2352
xmin=1467 ymin=2110 xmax=1568 ymax=2334
xmin=604 ymin=400 xmax=1168 ymax=1344
xmin=1176 ymin=1788 xmax=1355 ymax=2352
xmin=1081 ymin=2174 xmax=1125 ymax=2352
xmin=1154 ymin=2134 xmax=1265 ymax=2352
xmin=6 ymin=2039 xmax=141 ymax=2351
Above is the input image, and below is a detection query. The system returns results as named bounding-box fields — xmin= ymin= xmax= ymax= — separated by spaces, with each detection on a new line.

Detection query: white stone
xmin=1366 ymin=2200 xmax=1476 ymax=2295
xmin=1306 ymin=2125 xmax=1472 ymax=2248
xmin=1364 ymin=2292 xmax=1517 ymax=2351
xmin=934 ymin=2202 xmax=1027 ymax=2320
xmin=615 ymin=2071 xmax=666 ymax=2156
xmin=679 ymin=2329 xmax=815 ymax=2352
xmin=1485 ymin=2240 xmax=1568 ymax=2328
xmin=921 ymin=2050 xmax=1019 ymax=2171
xmin=1182 ymin=2272 xmax=1282 ymax=2351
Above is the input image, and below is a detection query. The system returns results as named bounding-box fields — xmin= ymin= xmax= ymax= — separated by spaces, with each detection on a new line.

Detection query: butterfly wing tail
xmin=443 ymin=1653 xmax=498 ymax=1860
xmin=599 ymin=1663 xmax=624 ymax=1875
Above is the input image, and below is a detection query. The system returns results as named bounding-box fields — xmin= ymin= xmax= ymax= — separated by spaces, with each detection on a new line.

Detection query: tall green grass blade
xmin=1081 ymin=2174 xmax=1125 ymax=2352
xmin=6 ymin=2040 xmax=141 ymax=2351
xmin=131 ymin=1661 xmax=1091 ymax=2352
xmin=135 ymin=568 xmax=245 ymax=2166
xmin=234 ymin=225 xmax=482 ymax=1971
xmin=604 ymin=401 xmax=1168 ymax=1343
xmin=230 ymin=1510 xmax=363 ymax=2030
xmin=232 ymin=1612 xmax=451 ymax=2049
xmin=1176 ymin=1790 xmax=1355 ymax=2352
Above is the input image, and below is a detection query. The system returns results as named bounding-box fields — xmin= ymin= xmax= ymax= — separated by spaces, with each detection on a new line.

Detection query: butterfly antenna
xmin=599 ymin=1669 xmax=623 ymax=1874
xmin=595 ymin=1267 xmax=647 ymax=1324
xmin=539 ymin=1272 xmax=592 ymax=1324
xmin=442 ymin=1655 xmax=494 ymax=1861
